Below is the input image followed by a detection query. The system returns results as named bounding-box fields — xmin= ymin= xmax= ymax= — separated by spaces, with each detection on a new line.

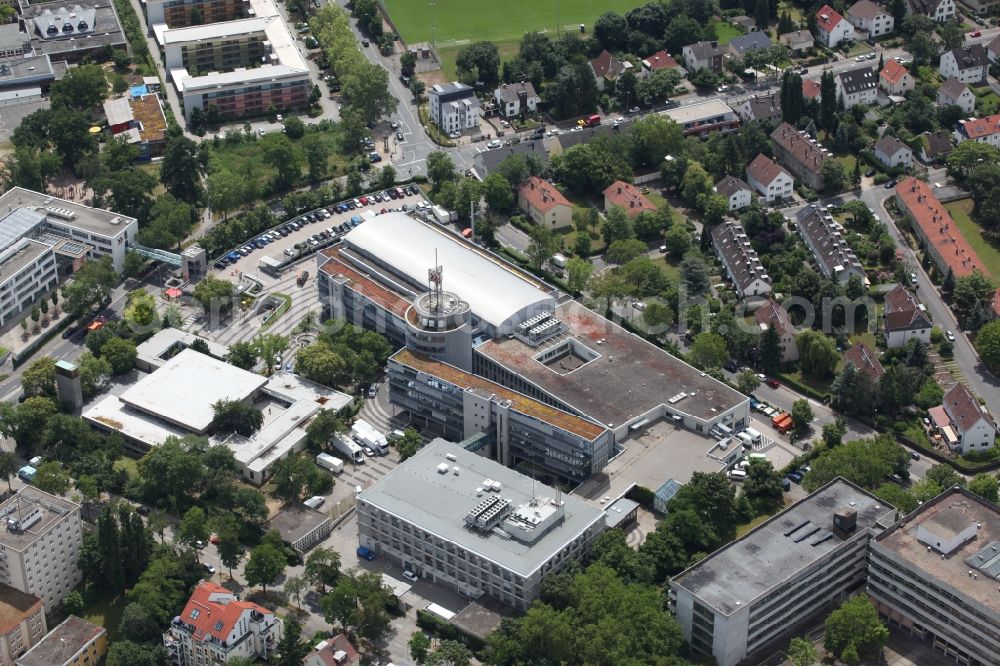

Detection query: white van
xmin=304 ymin=495 xmax=325 ymax=509
xmin=736 ymin=432 xmax=754 ymax=447
xmin=728 ymin=469 xmax=747 ymax=482
xmin=745 ymin=427 xmax=763 ymax=444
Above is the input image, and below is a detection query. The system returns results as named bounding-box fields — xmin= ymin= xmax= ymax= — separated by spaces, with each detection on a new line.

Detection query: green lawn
xmin=711 ymin=19 xmax=742 ymax=46
xmin=82 ymin=589 xmax=128 ymax=641
xmin=651 ymin=254 xmax=681 ymax=282
xmin=383 ymin=0 xmax=649 ymax=44
xmin=944 ymin=199 xmax=1000 ymax=280
xmin=113 ymin=457 xmax=139 ymax=479
xmin=436 ymin=41 xmax=520 ymax=81
xmin=207 ymin=127 xmax=348 ymax=189
xmin=976 ymin=92 xmax=1000 ymax=116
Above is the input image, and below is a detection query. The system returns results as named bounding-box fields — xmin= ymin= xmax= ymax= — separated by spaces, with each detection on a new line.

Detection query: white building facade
xmin=429 ymin=82 xmax=480 ymax=133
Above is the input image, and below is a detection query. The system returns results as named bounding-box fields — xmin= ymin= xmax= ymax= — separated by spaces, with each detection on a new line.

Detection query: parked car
xmin=136 ymin=505 xmax=151 ymax=516
xmin=203 ymin=563 xmax=216 ymax=574
xmin=946 ymin=330 xmax=955 ymax=342
xmin=402 ymin=570 xmax=419 ymax=582
xmin=786 ymin=471 xmax=803 ymax=484
xmin=765 ymin=378 xmax=780 ymax=389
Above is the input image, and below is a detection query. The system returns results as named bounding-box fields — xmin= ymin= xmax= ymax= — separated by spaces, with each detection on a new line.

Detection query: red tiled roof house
xmin=518 ymin=176 xmax=573 ymax=230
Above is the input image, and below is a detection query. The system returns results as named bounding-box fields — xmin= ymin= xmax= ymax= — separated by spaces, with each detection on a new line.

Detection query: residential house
xmin=846 ymin=0 xmax=894 ymax=39
xmin=746 ymin=153 xmax=794 ymax=202
xmin=989 ymin=34 xmax=1000 ymax=64
xmin=836 ymin=67 xmax=878 ymax=108
xmin=641 ymin=50 xmax=686 ymax=78
xmin=954 ymin=114 xmax=1000 ymax=148
xmin=493 ymin=82 xmax=540 ymax=118
xmin=895 ymin=177 xmax=989 ymax=278
xmin=843 ymin=342 xmax=885 ymax=380
xmin=590 ymin=49 xmax=630 ymax=90
xmin=727 ymin=32 xmax=772 ymax=57
xmin=712 ymin=220 xmax=772 ymax=298
xmin=305 ymin=634 xmax=360 ymax=666
xmin=796 ymin=204 xmax=866 ymax=284
xmin=874 ymin=135 xmax=913 ymax=169
xmin=956 ymin=0 xmax=999 ymax=15
xmin=780 ymin=30 xmax=815 ymax=55
xmin=428 ymin=82 xmax=479 ymax=133
xmin=731 ymin=15 xmax=757 ymax=33
xmin=714 ymin=175 xmax=753 ymax=211
xmin=682 ymin=41 xmax=723 ymax=73
xmin=934 ymin=383 xmax=996 ymax=454
xmin=770 ymin=122 xmax=831 ymax=190
xmin=736 ymin=93 xmax=781 ymax=123
xmin=938 ymin=44 xmax=988 ymax=85
xmin=936 ymin=76 xmax=975 ymax=113
xmin=517 ymin=176 xmax=573 ymax=230
xmin=163 ymin=581 xmax=282 ymax=665
xmin=879 ymin=60 xmax=914 ymax=95
xmin=755 ymin=299 xmax=798 ymax=362
xmin=603 ymin=180 xmax=657 ymax=219
xmin=802 ymin=78 xmax=822 ymax=102
xmin=907 ymin=0 xmax=955 ymax=21
xmin=919 ymin=129 xmax=953 ymax=162
xmin=883 ymin=283 xmax=932 ymax=348
xmin=814 ymin=5 xmax=855 ymax=47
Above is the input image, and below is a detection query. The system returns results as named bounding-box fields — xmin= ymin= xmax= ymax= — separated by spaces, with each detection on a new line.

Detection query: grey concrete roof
xmin=0 ymin=187 xmax=136 ymax=237
xmin=16 ymin=616 xmax=104 ymax=666
xmin=0 ymin=487 xmax=79 ymax=553
xmin=119 ymin=348 xmax=268 ymax=433
xmin=476 ymin=300 xmax=749 ymax=426
xmin=672 ymin=479 xmax=896 ymax=616
xmin=357 ymin=438 xmax=606 ymax=577
xmin=267 ymin=503 xmax=332 ymax=545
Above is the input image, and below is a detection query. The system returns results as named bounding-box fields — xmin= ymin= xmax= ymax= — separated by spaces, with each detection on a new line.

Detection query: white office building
xmin=0 ymin=488 xmax=83 ymax=612
xmin=428 ymin=82 xmax=480 ymax=133
xmin=670 ymin=479 xmax=896 ymax=666
xmin=867 ymin=487 xmax=1000 ymax=666
xmin=357 ymin=438 xmax=607 ymax=610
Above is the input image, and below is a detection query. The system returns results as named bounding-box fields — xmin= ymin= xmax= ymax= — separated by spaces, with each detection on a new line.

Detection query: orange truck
xmin=771 ymin=412 xmax=793 ymax=434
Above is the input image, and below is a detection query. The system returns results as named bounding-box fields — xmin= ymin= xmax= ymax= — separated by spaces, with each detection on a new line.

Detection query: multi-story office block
xmin=357 ymin=438 xmax=606 ymax=610
xmin=0 ymin=488 xmax=82 ymax=612
xmin=164 ymin=582 xmax=281 ymax=665
xmin=670 ymin=479 xmax=896 ymax=666
xmin=0 ymin=585 xmax=45 ymax=666
xmin=867 ymin=487 xmax=1000 ymax=666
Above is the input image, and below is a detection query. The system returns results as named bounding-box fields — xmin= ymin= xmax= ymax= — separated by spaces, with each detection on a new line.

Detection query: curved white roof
xmin=344 ymin=213 xmax=553 ymax=330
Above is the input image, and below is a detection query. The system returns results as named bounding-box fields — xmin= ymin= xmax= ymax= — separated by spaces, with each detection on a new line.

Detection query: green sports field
xmin=382 ymin=0 xmax=648 ymax=46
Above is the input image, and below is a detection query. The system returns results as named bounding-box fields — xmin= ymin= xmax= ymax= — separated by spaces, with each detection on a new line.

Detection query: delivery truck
xmin=332 ymin=433 xmax=365 ymax=464
xmin=316 ymin=452 xmax=344 ymax=474
xmin=772 ymin=413 xmax=793 ymax=434
xmin=352 ymin=419 xmax=389 ymax=455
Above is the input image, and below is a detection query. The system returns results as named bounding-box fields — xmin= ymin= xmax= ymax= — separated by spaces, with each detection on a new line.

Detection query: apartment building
xmin=836 ymin=67 xmax=878 ymax=108
xmin=846 ymin=0 xmax=894 ymax=38
xmin=883 ymin=283 xmax=932 ymax=348
xmin=15 ymin=616 xmax=104 ymax=666
xmin=815 ymin=5 xmax=855 ymax=47
xmin=356 ymin=438 xmax=607 ymax=610
xmin=0 ymin=488 xmax=82 ymax=613
xmin=603 ymin=180 xmax=657 ymax=218
xmin=937 ymin=77 xmax=975 ymax=114
xmin=746 ymin=153 xmax=793 ymax=202
xmin=795 ymin=204 xmax=866 ymax=284
xmin=895 ymin=177 xmax=989 ymax=278
xmin=770 ymin=123 xmax=831 ymax=190
xmin=754 ymin=299 xmax=799 ymax=363
xmin=867 ymin=487 xmax=1000 ymax=666
xmin=953 ymin=114 xmax=1000 ymax=148
xmin=0 ymin=586 xmax=45 ymax=666
xmin=736 ymin=93 xmax=781 ymax=124
xmin=158 ymin=0 xmax=311 ymax=121
xmin=714 ymin=175 xmax=752 ymax=212
xmin=663 ymin=99 xmax=740 ymax=138
xmin=164 ymin=582 xmax=282 ymax=665
xmin=711 ymin=219 xmax=771 ymax=298
xmin=907 ymin=0 xmax=956 ymax=21
xmin=682 ymin=41 xmax=723 ymax=72
xmin=670 ymin=479 xmax=896 ymax=666
xmin=145 ymin=0 xmax=249 ymax=29
xmin=428 ymin=82 xmax=479 ymax=133
xmin=517 ymin=176 xmax=572 ymax=230
xmin=939 ymin=44 xmax=988 ymax=85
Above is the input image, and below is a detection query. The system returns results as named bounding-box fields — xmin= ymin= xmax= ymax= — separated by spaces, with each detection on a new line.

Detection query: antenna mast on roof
xmin=428 ymin=249 xmax=443 ymax=314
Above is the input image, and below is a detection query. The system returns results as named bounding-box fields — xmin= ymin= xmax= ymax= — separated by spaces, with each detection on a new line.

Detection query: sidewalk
xmin=0 ymin=303 xmax=72 ymax=361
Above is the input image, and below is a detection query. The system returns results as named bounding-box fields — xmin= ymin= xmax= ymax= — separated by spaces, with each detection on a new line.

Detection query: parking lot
xmin=211 ymin=187 xmax=431 ymax=285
